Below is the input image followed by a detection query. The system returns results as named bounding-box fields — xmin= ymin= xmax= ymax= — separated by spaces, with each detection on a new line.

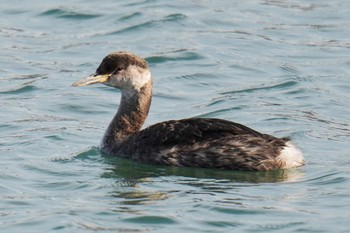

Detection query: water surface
xmin=1 ymin=0 xmax=350 ymax=232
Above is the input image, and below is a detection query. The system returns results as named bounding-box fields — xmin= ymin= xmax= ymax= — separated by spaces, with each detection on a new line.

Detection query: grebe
xmin=72 ymin=51 xmax=304 ymax=171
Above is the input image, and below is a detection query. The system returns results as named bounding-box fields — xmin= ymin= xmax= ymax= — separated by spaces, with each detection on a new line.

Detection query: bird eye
xmin=113 ymin=67 xmax=123 ymax=74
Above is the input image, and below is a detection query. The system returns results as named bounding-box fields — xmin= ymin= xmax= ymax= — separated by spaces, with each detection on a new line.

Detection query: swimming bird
xmin=72 ymin=51 xmax=304 ymax=171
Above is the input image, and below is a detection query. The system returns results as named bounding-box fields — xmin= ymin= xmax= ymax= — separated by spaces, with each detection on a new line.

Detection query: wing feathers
xmin=136 ymin=118 xmax=269 ymax=146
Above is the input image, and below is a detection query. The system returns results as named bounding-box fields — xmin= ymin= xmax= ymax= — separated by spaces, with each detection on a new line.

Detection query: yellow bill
xmin=72 ymin=74 xmax=109 ymax=87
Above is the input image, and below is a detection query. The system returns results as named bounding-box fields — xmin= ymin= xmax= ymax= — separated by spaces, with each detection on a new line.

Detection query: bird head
xmin=72 ymin=51 xmax=151 ymax=94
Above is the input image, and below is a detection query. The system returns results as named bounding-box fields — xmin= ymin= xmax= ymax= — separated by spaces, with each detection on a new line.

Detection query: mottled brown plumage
xmin=72 ymin=51 xmax=305 ymax=171
xmin=113 ymin=118 xmax=291 ymax=171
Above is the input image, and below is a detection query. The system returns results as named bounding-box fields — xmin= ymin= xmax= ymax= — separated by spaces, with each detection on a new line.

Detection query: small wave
xmin=195 ymin=107 xmax=239 ymax=118
xmin=0 ymin=85 xmax=38 ymax=95
xmin=107 ymin=13 xmax=187 ymax=35
xmin=11 ymin=74 xmax=46 ymax=80
xmin=220 ymin=80 xmax=298 ymax=95
xmin=146 ymin=52 xmax=204 ymax=64
xmin=39 ymin=8 xmax=101 ymax=20
xmin=50 ymin=147 xmax=101 ymax=162
xmin=73 ymin=146 xmax=101 ymax=161
xmin=161 ymin=13 xmax=187 ymax=23
xmin=122 ymin=215 xmax=177 ymax=224
xmin=280 ymin=65 xmax=300 ymax=75
xmin=305 ymin=171 xmax=347 ymax=186
xmin=109 ymin=20 xmax=155 ymax=35
xmin=118 ymin=12 xmax=142 ymax=21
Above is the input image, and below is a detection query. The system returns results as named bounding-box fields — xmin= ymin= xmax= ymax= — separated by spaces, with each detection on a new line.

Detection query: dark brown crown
xmin=96 ymin=51 xmax=148 ymax=75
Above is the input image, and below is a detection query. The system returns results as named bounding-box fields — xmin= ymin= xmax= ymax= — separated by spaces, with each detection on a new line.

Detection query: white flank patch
xmin=277 ymin=141 xmax=305 ymax=169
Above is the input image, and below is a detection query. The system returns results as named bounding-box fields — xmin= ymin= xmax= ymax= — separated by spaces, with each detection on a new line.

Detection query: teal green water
xmin=1 ymin=1 xmax=350 ymax=232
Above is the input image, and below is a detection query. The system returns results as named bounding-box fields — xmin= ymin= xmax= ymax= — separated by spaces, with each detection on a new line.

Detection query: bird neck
xmin=101 ymin=81 xmax=152 ymax=152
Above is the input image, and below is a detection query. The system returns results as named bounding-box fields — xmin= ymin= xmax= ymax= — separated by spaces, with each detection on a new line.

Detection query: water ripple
xmin=39 ymin=8 xmax=101 ymax=20
xmin=146 ymin=52 xmax=204 ymax=64
xmin=118 ymin=12 xmax=142 ymax=21
xmin=106 ymin=13 xmax=187 ymax=36
xmin=220 ymin=80 xmax=298 ymax=95
xmin=0 ymin=85 xmax=38 ymax=95
xmin=122 ymin=215 xmax=177 ymax=225
xmin=306 ymin=172 xmax=348 ymax=186
xmin=109 ymin=20 xmax=156 ymax=35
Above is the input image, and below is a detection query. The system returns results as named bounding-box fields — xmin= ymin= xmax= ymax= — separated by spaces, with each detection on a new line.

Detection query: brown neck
xmin=100 ymin=81 xmax=152 ymax=153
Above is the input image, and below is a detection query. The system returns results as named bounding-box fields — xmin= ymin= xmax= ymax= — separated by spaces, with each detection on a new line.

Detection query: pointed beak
xmin=72 ymin=74 xmax=110 ymax=87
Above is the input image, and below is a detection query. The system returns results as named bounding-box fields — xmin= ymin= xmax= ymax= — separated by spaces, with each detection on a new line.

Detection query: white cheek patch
xmin=128 ymin=65 xmax=151 ymax=91
xmin=113 ymin=65 xmax=151 ymax=99
xmin=106 ymin=65 xmax=151 ymax=90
